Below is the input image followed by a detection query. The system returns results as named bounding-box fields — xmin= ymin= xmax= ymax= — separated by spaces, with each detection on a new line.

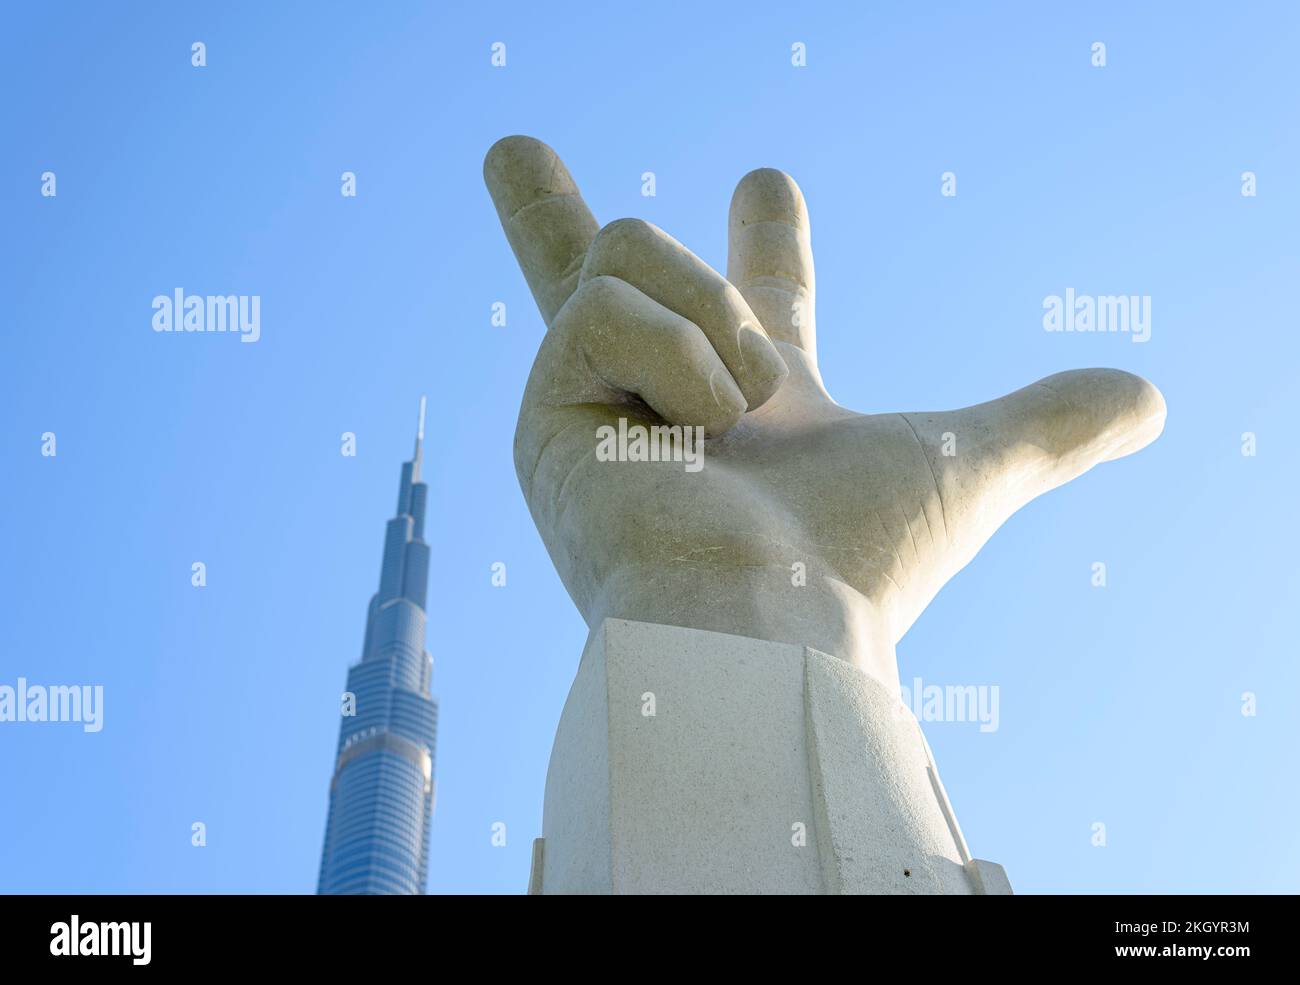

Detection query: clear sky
xmin=2 ymin=1 xmax=1297 ymax=894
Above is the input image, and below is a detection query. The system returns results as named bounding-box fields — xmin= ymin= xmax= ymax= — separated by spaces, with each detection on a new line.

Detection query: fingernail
xmin=737 ymin=324 xmax=788 ymax=408
xmin=708 ymin=367 xmax=748 ymax=420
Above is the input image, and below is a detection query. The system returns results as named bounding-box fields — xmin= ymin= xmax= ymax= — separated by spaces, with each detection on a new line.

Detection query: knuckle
xmin=716 ymin=278 xmax=748 ymax=314
xmin=576 ymin=274 xmax=626 ymax=308
xmin=591 ymin=217 xmax=656 ymax=256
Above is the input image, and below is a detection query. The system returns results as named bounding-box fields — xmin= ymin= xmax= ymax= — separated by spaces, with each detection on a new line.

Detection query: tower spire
xmin=413 ymin=395 xmax=426 ymax=481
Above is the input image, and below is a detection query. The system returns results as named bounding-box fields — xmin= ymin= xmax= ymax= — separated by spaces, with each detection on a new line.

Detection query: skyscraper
xmin=318 ymin=399 xmax=439 ymax=895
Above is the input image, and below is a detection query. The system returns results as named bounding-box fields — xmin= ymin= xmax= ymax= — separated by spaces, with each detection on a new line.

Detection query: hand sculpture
xmin=485 ymin=136 xmax=1165 ymax=687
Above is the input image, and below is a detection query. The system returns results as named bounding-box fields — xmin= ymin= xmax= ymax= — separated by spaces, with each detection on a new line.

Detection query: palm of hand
xmin=486 ymin=136 xmax=1165 ymax=677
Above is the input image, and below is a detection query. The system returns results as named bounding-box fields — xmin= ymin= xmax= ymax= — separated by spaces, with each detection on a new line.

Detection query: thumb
xmin=903 ymin=368 xmax=1167 ymax=553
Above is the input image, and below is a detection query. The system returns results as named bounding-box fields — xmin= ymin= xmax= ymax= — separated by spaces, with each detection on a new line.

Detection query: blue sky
xmin=2 ymin=1 xmax=1296 ymax=893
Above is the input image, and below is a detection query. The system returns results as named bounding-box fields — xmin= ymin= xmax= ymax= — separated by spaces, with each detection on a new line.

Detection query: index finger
xmin=484 ymin=136 xmax=600 ymax=325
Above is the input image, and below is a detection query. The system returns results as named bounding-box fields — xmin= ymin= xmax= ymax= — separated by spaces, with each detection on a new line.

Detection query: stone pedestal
xmin=528 ymin=618 xmax=1011 ymax=895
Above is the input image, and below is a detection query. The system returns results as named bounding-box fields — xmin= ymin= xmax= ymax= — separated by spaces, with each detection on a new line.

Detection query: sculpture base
xmin=528 ymin=618 xmax=1011 ymax=895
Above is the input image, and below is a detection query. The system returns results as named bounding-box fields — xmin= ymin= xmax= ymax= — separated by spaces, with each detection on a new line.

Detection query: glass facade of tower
xmin=318 ymin=409 xmax=438 ymax=895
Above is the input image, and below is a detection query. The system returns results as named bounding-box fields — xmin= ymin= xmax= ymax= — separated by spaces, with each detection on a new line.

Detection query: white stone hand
xmin=485 ymin=136 xmax=1166 ymax=685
